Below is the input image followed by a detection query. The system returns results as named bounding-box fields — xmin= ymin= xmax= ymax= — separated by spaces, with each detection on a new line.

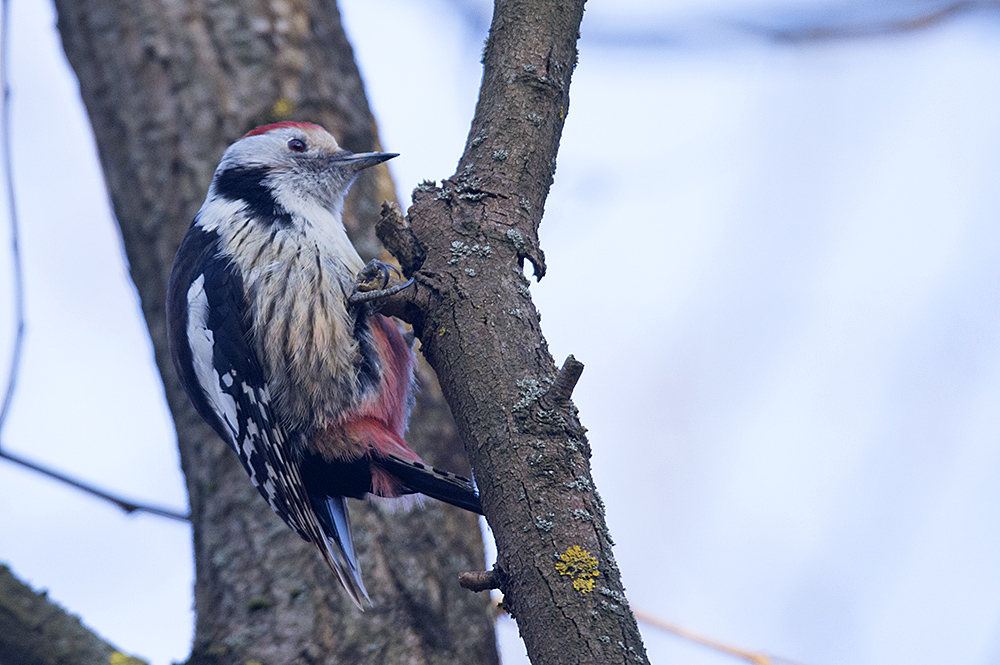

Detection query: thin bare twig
xmin=439 ymin=0 xmax=998 ymax=48
xmin=633 ymin=607 xmax=813 ymax=665
xmin=0 ymin=2 xmax=188 ymax=524
xmin=739 ymin=0 xmax=987 ymax=43
xmin=0 ymin=446 xmax=190 ymax=522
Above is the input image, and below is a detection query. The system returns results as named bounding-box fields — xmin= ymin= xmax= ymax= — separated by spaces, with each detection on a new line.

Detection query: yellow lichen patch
xmin=555 ymin=545 xmax=599 ymax=593
xmin=109 ymin=652 xmax=147 ymax=665
xmin=270 ymin=97 xmax=296 ymax=119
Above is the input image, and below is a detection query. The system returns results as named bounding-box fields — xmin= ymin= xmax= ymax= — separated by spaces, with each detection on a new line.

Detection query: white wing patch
xmin=186 ymin=274 xmax=239 ymax=440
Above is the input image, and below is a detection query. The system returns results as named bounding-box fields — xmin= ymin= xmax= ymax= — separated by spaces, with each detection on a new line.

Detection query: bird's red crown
xmin=242 ymin=121 xmax=324 ymax=138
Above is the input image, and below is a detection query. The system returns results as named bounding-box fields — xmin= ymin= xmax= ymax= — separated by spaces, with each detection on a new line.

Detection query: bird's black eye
xmin=287 ymin=138 xmax=307 ymax=152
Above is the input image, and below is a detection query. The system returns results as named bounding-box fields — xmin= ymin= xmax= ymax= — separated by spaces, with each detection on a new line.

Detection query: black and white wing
xmin=166 ymin=223 xmax=369 ymax=607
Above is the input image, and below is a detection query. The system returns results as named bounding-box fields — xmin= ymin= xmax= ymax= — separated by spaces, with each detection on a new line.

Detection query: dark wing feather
xmin=375 ymin=454 xmax=484 ymax=515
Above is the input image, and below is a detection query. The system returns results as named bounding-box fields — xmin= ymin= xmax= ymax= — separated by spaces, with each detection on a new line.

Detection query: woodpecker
xmin=166 ymin=121 xmax=482 ymax=608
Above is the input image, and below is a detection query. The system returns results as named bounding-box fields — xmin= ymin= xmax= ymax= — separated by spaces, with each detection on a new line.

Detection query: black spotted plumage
xmin=167 ymin=223 xmax=321 ymax=542
xmin=167 ymin=218 xmax=371 ymax=604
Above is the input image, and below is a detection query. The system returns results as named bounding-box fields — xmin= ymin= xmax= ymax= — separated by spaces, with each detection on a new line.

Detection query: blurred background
xmin=2 ymin=0 xmax=1000 ymax=663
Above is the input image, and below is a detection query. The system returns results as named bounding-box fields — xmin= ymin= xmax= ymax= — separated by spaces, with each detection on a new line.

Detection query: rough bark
xmin=52 ymin=1 xmax=497 ymax=663
xmin=377 ymin=0 xmax=651 ymax=663
xmin=0 ymin=563 xmax=145 ymax=665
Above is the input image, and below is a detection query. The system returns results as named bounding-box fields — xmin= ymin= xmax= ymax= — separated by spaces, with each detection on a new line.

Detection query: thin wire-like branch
xmin=633 ymin=607 xmax=812 ymax=665
xmin=0 ymin=0 xmax=24 ymax=437
xmin=738 ymin=0 xmax=988 ymax=43
xmin=0 ymin=3 xmax=188 ymax=525
xmin=0 ymin=445 xmax=190 ymax=522
xmin=439 ymin=0 xmax=998 ymax=48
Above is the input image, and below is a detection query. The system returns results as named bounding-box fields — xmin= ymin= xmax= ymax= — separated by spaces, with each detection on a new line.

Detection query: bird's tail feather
xmin=312 ymin=494 xmax=370 ymax=609
xmin=376 ymin=454 xmax=484 ymax=515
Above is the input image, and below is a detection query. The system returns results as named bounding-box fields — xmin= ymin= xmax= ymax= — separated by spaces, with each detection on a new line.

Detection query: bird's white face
xmin=216 ymin=123 xmax=363 ymax=216
xmin=198 ymin=121 xmax=394 ymax=275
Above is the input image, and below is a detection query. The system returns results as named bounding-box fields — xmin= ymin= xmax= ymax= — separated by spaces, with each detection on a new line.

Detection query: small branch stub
xmin=459 ymin=564 xmax=506 ymax=593
xmin=541 ymin=355 xmax=584 ymax=408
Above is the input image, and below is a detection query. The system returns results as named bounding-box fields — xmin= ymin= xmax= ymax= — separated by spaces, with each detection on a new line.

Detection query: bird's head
xmin=210 ymin=122 xmax=396 ymax=222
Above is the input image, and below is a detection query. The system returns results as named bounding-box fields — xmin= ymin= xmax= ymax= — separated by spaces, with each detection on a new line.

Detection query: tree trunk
xmin=52 ymin=1 xmax=498 ymax=663
xmin=0 ymin=563 xmax=143 ymax=665
xmin=377 ymin=0 xmax=651 ymax=663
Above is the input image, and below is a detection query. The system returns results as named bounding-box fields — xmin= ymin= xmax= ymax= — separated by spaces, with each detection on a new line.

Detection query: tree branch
xmin=379 ymin=0 xmax=649 ymax=662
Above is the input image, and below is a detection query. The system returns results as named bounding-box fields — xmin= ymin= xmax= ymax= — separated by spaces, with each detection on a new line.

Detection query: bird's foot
xmin=349 ymin=260 xmax=413 ymax=305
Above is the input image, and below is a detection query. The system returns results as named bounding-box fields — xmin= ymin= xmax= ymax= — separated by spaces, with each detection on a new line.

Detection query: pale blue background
xmin=1 ymin=1 xmax=999 ymax=663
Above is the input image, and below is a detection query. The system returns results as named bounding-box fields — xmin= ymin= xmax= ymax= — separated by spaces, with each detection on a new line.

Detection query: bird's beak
xmin=330 ymin=151 xmax=398 ymax=172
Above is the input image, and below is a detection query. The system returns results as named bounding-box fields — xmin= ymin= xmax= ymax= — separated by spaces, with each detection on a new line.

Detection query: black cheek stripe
xmin=215 ymin=165 xmax=293 ymax=227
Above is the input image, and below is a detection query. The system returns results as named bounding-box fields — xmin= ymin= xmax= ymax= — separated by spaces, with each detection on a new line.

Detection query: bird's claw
xmin=355 ymin=259 xmax=399 ymax=292
xmin=350 ymin=260 xmax=412 ymax=305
